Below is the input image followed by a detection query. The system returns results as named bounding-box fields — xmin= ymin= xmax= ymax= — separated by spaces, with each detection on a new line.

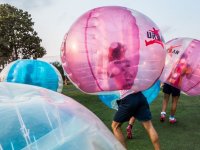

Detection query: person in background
xmin=160 ymin=83 xmax=180 ymax=124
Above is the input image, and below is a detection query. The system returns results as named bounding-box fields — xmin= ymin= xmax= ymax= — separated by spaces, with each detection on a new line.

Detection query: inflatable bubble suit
xmin=159 ymin=37 xmax=200 ymax=96
xmin=0 ymin=59 xmax=63 ymax=92
xmin=99 ymin=80 xmax=161 ymax=110
xmin=61 ymin=6 xmax=166 ymax=94
xmin=0 ymin=82 xmax=125 ymax=150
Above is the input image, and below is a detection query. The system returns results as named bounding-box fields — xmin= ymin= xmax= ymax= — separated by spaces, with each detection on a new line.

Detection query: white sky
xmin=1 ymin=0 xmax=200 ymax=59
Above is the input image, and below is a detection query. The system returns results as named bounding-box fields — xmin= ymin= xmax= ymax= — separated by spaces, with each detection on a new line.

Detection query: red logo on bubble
xmin=167 ymin=45 xmax=181 ymax=56
xmin=145 ymin=27 xmax=164 ymax=48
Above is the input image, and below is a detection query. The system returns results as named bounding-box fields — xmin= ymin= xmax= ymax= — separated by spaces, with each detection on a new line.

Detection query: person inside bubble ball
xmin=167 ymin=53 xmax=193 ymax=88
xmin=160 ymin=82 xmax=180 ymax=124
xmin=107 ymin=42 xmax=135 ymax=90
xmin=112 ymin=90 xmax=160 ymax=150
xmin=160 ymin=53 xmax=193 ymax=124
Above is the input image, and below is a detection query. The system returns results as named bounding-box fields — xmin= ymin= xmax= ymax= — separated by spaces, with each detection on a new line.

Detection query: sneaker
xmin=126 ymin=124 xmax=133 ymax=139
xmin=169 ymin=117 xmax=177 ymax=124
xmin=160 ymin=113 xmax=166 ymax=122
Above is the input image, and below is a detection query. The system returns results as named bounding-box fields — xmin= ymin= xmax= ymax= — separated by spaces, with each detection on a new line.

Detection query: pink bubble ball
xmin=160 ymin=37 xmax=200 ymax=96
xmin=61 ymin=6 xmax=166 ymax=94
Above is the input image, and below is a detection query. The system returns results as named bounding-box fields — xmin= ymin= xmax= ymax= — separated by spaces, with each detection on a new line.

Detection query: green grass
xmin=62 ymin=84 xmax=200 ymax=150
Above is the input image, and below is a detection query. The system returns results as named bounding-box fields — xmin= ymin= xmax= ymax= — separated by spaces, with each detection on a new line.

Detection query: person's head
xmin=108 ymin=42 xmax=126 ymax=61
xmin=179 ymin=53 xmax=188 ymax=67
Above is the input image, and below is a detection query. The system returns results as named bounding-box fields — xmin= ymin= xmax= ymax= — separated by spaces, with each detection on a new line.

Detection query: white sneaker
xmin=169 ymin=117 xmax=177 ymax=124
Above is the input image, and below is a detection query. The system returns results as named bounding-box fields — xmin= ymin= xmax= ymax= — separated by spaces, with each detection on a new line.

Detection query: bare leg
xmin=127 ymin=117 xmax=135 ymax=139
xmin=170 ymin=96 xmax=179 ymax=116
xmin=111 ymin=121 xmax=127 ymax=149
xmin=161 ymin=93 xmax=170 ymax=112
xmin=142 ymin=121 xmax=160 ymax=150
xmin=160 ymin=93 xmax=170 ymax=121
xmin=128 ymin=116 xmax=135 ymax=125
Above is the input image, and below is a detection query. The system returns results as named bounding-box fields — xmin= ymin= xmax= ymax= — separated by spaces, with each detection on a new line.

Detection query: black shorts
xmin=163 ymin=83 xmax=180 ymax=96
xmin=113 ymin=92 xmax=152 ymax=123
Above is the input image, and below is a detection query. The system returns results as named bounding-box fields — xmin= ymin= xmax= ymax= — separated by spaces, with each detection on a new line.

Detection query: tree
xmin=0 ymin=4 xmax=46 ymax=68
xmin=0 ymin=36 xmax=11 ymax=69
xmin=51 ymin=61 xmax=70 ymax=85
xmin=51 ymin=61 xmax=65 ymax=79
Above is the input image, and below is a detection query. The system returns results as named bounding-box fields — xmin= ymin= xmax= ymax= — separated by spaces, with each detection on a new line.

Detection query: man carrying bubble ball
xmin=160 ymin=83 xmax=180 ymax=124
xmin=111 ymin=90 xmax=160 ymax=150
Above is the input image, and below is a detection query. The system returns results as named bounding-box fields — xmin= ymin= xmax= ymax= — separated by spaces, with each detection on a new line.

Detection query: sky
xmin=1 ymin=0 xmax=200 ymax=61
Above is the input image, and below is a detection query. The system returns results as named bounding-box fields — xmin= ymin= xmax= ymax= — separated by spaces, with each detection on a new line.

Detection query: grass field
xmin=62 ymin=84 xmax=200 ymax=150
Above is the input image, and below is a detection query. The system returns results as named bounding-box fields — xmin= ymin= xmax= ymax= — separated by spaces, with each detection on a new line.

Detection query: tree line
xmin=0 ymin=4 xmax=69 ymax=82
xmin=0 ymin=4 xmax=46 ymax=69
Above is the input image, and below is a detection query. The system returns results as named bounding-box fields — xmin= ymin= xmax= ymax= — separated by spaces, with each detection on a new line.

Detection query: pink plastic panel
xmin=160 ymin=37 xmax=200 ymax=96
xmin=61 ymin=6 xmax=165 ymax=94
